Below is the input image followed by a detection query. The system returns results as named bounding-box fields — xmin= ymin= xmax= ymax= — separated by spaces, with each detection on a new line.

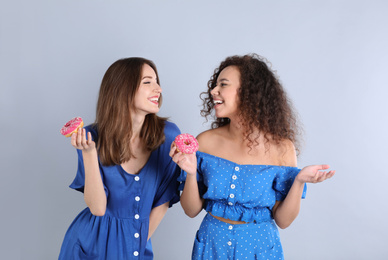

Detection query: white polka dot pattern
xmin=178 ymin=151 xmax=308 ymax=259
xmin=193 ymin=213 xmax=284 ymax=259
xmin=178 ymin=151 xmax=307 ymax=223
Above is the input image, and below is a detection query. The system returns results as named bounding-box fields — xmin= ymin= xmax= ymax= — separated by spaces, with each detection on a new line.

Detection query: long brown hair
xmin=95 ymin=57 xmax=166 ymax=166
xmin=201 ymin=54 xmax=302 ymax=153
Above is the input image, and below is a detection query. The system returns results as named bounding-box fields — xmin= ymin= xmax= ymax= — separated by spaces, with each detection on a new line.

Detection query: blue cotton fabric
xmin=59 ymin=121 xmax=181 ymax=260
xmin=178 ymin=151 xmax=307 ymax=259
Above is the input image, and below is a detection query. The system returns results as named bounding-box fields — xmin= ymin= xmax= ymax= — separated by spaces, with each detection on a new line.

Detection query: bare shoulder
xmin=196 ymin=127 xmax=225 ymax=153
xmin=276 ymin=139 xmax=297 ymax=167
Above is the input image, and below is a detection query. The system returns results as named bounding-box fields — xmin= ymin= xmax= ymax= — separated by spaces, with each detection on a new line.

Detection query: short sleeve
xmin=273 ymin=167 xmax=307 ymax=201
xmin=177 ymin=154 xmax=207 ymax=197
xmin=152 ymin=121 xmax=181 ymax=208
xmin=69 ymin=125 xmax=108 ymax=196
xmin=152 ymin=159 xmax=181 ymax=208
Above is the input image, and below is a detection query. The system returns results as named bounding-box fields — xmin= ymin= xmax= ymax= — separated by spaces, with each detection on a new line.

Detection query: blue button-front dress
xmin=178 ymin=151 xmax=307 ymax=260
xmin=59 ymin=121 xmax=181 ymax=260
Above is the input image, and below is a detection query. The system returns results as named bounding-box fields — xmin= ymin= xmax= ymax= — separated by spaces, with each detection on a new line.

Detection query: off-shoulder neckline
xmin=196 ymin=151 xmax=298 ymax=168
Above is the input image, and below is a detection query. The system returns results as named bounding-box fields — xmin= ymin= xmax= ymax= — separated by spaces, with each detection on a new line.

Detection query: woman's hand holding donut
xmin=71 ymin=128 xmax=96 ymax=152
xmin=169 ymin=142 xmax=197 ymax=176
xmin=295 ymin=164 xmax=335 ymax=184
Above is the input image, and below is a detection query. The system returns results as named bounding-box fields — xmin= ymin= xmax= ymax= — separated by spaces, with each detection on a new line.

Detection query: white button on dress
xmin=135 ymin=196 xmax=140 ymax=201
xmin=134 ymin=176 xmax=140 ymax=181
xmin=133 ymin=251 xmax=139 ymax=256
xmin=134 ymin=214 xmax=140 ymax=219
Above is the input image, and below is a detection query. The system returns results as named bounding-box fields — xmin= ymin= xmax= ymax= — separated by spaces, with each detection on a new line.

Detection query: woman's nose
xmin=154 ymin=83 xmax=162 ymax=93
xmin=210 ymin=86 xmax=219 ymax=96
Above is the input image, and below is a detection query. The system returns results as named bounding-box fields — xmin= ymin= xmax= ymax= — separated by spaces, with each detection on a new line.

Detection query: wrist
xmin=186 ymin=171 xmax=197 ymax=179
xmin=294 ymin=175 xmax=306 ymax=185
xmin=82 ymin=147 xmax=97 ymax=156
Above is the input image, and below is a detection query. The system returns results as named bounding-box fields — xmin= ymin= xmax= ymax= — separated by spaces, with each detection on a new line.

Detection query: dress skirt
xmin=192 ymin=213 xmax=284 ymax=260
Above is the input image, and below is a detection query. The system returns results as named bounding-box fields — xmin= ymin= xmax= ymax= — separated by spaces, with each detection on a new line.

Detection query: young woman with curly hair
xmin=170 ymin=54 xmax=335 ymax=259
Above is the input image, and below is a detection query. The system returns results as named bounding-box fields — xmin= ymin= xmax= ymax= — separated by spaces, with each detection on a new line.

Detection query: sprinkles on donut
xmin=174 ymin=133 xmax=199 ymax=154
xmin=60 ymin=117 xmax=84 ymax=137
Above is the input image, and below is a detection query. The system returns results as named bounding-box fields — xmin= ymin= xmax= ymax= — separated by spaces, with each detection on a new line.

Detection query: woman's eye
xmin=144 ymin=81 xmax=151 ymax=84
xmin=220 ymin=83 xmax=227 ymax=87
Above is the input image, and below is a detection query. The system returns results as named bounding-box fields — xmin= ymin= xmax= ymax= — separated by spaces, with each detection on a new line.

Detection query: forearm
xmin=148 ymin=201 xmax=169 ymax=240
xmin=82 ymin=149 xmax=107 ymax=216
xmin=273 ymin=180 xmax=305 ymax=229
xmin=180 ymin=174 xmax=204 ymax=218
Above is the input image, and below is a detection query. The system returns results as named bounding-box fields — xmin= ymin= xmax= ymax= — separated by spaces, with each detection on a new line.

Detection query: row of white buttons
xmin=134 ymin=176 xmax=141 ymax=256
xmin=229 ymin=167 xmax=239 ymax=204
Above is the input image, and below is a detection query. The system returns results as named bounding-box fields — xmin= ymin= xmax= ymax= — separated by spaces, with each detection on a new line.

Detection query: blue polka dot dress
xmin=178 ymin=151 xmax=307 ymax=260
xmin=59 ymin=121 xmax=181 ymax=260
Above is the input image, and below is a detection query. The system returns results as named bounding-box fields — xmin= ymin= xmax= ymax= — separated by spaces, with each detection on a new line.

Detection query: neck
xmin=227 ymin=117 xmax=261 ymax=143
xmin=130 ymin=112 xmax=146 ymax=140
xmin=226 ymin=118 xmax=245 ymax=140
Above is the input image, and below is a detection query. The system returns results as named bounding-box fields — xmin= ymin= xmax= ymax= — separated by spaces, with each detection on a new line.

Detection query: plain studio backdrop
xmin=1 ymin=0 xmax=387 ymax=259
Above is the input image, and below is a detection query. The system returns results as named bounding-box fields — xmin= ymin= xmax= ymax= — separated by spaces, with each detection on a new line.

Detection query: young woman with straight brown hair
xmin=59 ymin=57 xmax=181 ymax=259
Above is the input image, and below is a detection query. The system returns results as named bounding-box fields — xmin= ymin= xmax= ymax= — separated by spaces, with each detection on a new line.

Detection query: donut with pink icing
xmin=174 ymin=134 xmax=199 ymax=154
xmin=60 ymin=117 xmax=84 ymax=137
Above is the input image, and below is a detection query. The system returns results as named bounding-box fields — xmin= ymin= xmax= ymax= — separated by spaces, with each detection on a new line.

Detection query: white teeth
xmin=150 ymin=98 xmax=159 ymax=102
xmin=214 ymin=100 xmax=223 ymax=104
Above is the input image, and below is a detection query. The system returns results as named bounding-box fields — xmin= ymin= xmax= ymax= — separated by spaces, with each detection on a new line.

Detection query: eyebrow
xmin=142 ymin=76 xmax=156 ymax=80
xmin=218 ymin=78 xmax=229 ymax=82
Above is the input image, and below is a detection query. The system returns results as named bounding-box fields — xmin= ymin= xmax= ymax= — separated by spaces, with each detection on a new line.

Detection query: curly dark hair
xmin=200 ymin=53 xmax=302 ymax=153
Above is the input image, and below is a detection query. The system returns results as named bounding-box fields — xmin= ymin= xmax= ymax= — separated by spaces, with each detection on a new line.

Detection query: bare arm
xmin=147 ymin=201 xmax=169 ymax=240
xmin=169 ymin=143 xmax=204 ymax=218
xmin=272 ymin=165 xmax=335 ymax=229
xmin=71 ymin=128 xmax=107 ymax=216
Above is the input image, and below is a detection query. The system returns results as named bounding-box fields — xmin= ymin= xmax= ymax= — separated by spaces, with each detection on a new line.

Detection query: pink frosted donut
xmin=60 ymin=117 xmax=84 ymax=137
xmin=174 ymin=133 xmax=199 ymax=154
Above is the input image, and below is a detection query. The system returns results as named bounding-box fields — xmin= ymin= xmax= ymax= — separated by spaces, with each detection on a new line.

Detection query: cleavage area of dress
xmin=178 ymin=151 xmax=307 ymax=223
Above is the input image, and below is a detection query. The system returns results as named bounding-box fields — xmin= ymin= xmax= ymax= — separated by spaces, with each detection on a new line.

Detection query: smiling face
xmin=210 ymin=65 xmax=241 ymax=119
xmin=133 ymin=64 xmax=162 ymax=116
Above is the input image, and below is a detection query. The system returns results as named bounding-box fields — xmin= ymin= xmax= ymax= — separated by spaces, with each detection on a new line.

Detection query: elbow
xmin=183 ymin=208 xmax=202 ymax=218
xmin=90 ymin=208 xmax=106 ymax=216
xmin=185 ymin=211 xmax=199 ymax=218
xmin=89 ymin=205 xmax=106 ymax=216
xmin=276 ymin=222 xmax=291 ymax=229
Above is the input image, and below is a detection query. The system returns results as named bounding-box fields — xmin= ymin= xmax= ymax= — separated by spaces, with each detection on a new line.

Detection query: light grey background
xmin=1 ymin=0 xmax=387 ymax=259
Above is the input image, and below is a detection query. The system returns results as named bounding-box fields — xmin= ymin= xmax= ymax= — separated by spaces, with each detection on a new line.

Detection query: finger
xmin=169 ymin=145 xmax=177 ymax=157
xmin=76 ymin=127 xmax=82 ymax=146
xmin=71 ymin=133 xmax=77 ymax=147
xmin=326 ymin=170 xmax=335 ymax=179
xmin=87 ymin=132 xmax=93 ymax=146
xmin=317 ymin=164 xmax=330 ymax=170
xmin=81 ymin=129 xmax=88 ymax=147
xmin=316 ymin=171 xmax=327 ymax=182
xmin=172 ymin=152 xmax=184 ymax=164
